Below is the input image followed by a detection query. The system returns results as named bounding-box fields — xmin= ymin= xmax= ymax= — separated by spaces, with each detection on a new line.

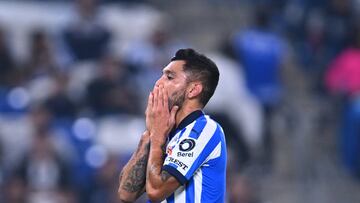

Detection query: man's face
xmin=155 ymin=60 xmax=188 ymax=110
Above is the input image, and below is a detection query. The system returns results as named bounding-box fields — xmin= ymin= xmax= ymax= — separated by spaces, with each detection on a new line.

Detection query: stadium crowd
xmin=0 ymin=0 xmax=360 ymax=203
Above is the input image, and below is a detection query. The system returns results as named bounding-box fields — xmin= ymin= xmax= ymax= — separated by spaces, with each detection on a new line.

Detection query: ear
xmin=187 ymin=82 xmax=203 ymax=99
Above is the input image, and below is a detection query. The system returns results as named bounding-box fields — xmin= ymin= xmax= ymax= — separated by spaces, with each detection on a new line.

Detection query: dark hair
xmin=171 ymin=48 xmax=219 ymax=106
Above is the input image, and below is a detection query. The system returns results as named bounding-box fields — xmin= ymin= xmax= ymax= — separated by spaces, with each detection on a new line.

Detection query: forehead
xmin=163 ymin=60 xmax=186 ymax=74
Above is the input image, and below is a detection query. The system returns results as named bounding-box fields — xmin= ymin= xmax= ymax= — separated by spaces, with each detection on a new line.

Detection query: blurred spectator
xmin=24 ymin=29 xmax=63 ymax=105
xmin=287 ymin=0 xmax=354 ymax=93
xmin=24 ymin=29 xmax=59 ymax=79
xmin=44 ymin=73 xmax=77 ymax=119
xmin=325 ymin=24 xmax=360 ymax=97
xmin=0 ymin=26 xmax=18 ymax=87
xmin=232 ymin=5 xmax=288 ymax=166
xmin=63 ymin=0 xmax=111 ymax=61
xmin=325 ymin=24 xmax=360 ymax=178
xmin=233 ymin=5 xmax=286 ymax=107
xmin=86 ymin=55 xmax=140 ymax=116
xmin=206 ymin=53 xmax=263 ymax=168
xmin=340 ymin=97 xmax=360 ymax=178
xmin=15 ymin=129 xmax=72 ymax=203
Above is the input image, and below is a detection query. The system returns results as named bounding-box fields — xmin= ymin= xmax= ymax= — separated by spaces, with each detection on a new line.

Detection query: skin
xmin=118 ymin=60 xmax=204 ymax=202
xmin=118 ymin=130 xmax=150 ymax=202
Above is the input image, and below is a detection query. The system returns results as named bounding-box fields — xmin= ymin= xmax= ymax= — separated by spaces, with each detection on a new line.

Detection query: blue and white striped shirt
xmin=160 ymin=110 xmax=227 ymax=203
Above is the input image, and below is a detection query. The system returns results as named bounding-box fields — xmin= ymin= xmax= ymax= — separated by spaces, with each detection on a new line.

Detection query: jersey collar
xmin=169 ymin=110 xmax=204 ymax=138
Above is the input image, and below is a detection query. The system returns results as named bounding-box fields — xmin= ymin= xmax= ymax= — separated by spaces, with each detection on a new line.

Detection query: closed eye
xmin=167 ymin=75 xmax=174 ymax=80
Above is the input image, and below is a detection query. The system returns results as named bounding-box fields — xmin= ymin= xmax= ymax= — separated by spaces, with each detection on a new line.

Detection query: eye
xmin=167 ymin=75 xmax=174 ymax=80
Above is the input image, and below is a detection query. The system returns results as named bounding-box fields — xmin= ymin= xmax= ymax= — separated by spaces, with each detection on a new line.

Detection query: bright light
xmin=7 ymin=87 xmax=30 ymax=110
xmin=72 ymin=117 xmax=96 ymax=141
xmin=85 ymin=145 xmax=107 ymax=168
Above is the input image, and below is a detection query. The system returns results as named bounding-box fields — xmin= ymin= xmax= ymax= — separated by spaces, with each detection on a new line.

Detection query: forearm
xmin=118 ymin=132 xmax=150 ymax=202
xmin=146 ymin=135 xmax=174 ymax=201
xmin=146 ymin=141 xmax=166 ymax=188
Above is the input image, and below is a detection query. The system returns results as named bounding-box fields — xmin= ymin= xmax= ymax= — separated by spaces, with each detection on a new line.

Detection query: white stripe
xmin=161 ymin=199 xmax=167 ymax=203
xmin=179 ymin=117 xmax=217 ymax=176
xmin=174 ymin=186 xmax=186 ymax=203
xmin=204 ymin=142 xmax=221 ymax=164
xmin=194 ymin=168 xmax=203 ymax=203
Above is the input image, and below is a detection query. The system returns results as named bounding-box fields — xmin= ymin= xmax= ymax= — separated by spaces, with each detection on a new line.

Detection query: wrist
xmin=150 ymin=139 xmax=166 ymax=149
xmin=141 ymin=130 xmax=150 ymax=141
xmin=149 ymin=130 xmax=167 ymax=141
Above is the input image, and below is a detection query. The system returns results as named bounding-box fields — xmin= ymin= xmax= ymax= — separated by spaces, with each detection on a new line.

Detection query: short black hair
xmin=171 ymin=48 xmax=219 ymax=107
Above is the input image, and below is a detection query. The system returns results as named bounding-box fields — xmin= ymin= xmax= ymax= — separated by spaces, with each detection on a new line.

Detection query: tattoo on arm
xmin=160 ymin=170 xmax=172 ymax=182
xmin=122 ymin=154 xmax=148 ymax=193
xmin=121 ymin=143 xmax=150 ymax=193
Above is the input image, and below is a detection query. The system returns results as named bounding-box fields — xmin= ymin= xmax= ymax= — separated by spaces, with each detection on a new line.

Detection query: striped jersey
xmin=161 ymin=110 xmax=227 ymax=203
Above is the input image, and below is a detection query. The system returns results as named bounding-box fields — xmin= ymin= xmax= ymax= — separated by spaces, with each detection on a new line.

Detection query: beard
xmin=168 ymin=88 xmax=186 ymax=110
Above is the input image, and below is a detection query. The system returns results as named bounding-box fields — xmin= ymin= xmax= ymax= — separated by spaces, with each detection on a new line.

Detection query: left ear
xmin=187 ymin=82 xmax=203 ymax=99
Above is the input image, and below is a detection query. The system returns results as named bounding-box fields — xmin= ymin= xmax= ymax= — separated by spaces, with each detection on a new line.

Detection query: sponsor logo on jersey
xmin=167 ymin=157 xmax=188 ymax=170
xmin=179 ymin=139 xmax=196 ymax=152
xmin=167 ymin=145 xmax=175 ymax=156
xmin=177 ymin=151 xmax=194 ymax=157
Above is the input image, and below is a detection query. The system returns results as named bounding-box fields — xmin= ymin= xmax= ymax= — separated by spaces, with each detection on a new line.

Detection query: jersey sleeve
xmin=162 ymin=118 xmax=222 ymax=185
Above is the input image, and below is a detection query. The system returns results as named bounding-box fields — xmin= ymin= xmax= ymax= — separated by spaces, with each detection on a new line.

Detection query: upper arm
xmin=147 ymin=118 xmax=223 ymax=202
xmin=163 ymin=119 xmax=221 ymax=184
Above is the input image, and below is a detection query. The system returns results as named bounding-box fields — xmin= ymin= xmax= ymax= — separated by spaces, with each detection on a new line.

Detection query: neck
xmin=175 ymin=102 xmax=202 ymax=128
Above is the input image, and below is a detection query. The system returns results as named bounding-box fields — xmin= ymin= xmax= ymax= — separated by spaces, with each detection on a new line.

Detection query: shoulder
xmin=195 ymin=115 xmax=224 ymax=139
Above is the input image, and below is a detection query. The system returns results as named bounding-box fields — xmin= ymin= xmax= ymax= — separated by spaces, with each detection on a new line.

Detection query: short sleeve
xmin=162 ymin=117 xmax=222 ymax=185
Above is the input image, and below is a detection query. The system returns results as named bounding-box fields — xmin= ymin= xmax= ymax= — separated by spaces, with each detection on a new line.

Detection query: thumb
xmin=169 ymin=106 xmax=179 ymax=124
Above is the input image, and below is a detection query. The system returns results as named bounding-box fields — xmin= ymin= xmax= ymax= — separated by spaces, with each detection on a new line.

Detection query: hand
xmin=145 ymin=85 xmax=179 ymax=144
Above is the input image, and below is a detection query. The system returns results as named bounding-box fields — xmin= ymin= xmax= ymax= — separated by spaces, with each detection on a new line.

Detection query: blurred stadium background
xmin=0 ymin=0 xmax=360 ymax=202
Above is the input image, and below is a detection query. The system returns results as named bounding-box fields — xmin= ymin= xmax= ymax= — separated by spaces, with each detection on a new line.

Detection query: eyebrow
xmin=163 ymin=69 xmax=176 ymax=75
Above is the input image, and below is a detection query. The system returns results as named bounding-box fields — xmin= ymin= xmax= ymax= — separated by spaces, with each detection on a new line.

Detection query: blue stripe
xmin=167 ymin=193 xmax=174 ymax=203
xmin=186 ymin=177 xmax=195 ymax=203
xmin=177 ymin=128 xmax=187 ymax=141
xmin=189 ymin=116 xmax=207 ymax=139
xmin=201 ymin=124 xmax=227 ymax=203
xmin=168 ymin=163 xmax=178 ymax=169
xmin=185 ymin=125 xmax=222 ymax=180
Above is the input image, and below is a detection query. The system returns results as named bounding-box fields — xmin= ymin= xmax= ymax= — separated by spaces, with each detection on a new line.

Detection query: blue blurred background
xmin=0 ymin=0 xmax=360 ymax=202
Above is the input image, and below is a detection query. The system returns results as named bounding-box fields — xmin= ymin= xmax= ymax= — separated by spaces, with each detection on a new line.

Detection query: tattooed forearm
xmin=160 ymin=170 xmax=172 ymax=182
xmin=122 ymin=153 xmax=148 ymax=193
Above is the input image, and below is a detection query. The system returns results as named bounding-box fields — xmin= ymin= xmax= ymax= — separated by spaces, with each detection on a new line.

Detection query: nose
xmin=155 ymin=76 xmax=164 ymax=87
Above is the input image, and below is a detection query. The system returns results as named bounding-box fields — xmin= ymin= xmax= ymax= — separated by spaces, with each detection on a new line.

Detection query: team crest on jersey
xmin=167 ymin=145 xmax=175 ymax=155
xmin=179 ymin=139 xmax=196 ymax=152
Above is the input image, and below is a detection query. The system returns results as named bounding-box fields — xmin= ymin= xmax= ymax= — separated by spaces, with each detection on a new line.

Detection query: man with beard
xmin=118 ymin=48 xmax=227 ymax=203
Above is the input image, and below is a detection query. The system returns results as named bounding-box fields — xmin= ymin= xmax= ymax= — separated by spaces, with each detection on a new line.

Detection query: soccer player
xmin=118 ymin=48 xmax=227 ymax=203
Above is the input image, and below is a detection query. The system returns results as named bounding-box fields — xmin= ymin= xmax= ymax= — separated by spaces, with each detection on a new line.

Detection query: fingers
xmin=151 ymin=84 xmax=169 ymax=115
xmin=169 ymin=105 xmax=179 ymax=125
xmin=154 ymin=84 xmax=167 ymax=109
xmin=163 ymin=86 xmax=169 ymax=110
xmin=154 ymin=85 xmax=159 ymax=109
xmin=158 ymin=85 xmax=164 ymax=108
xmin=147 ymin=91 xmax=153 ymax=111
